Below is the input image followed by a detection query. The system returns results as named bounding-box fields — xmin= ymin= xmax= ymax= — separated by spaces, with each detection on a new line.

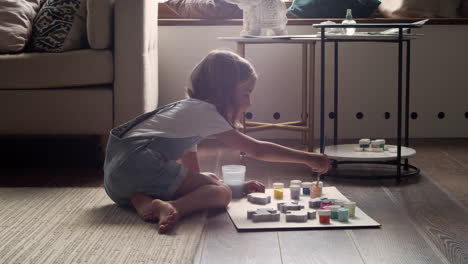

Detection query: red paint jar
xmin=318 ymin=209 xmax=331 ymax=224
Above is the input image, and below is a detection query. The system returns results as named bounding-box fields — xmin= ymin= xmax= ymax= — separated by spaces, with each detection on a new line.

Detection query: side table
xmin=219 ymin=37 xmax=318 ymax=151
xmin=313 ymin=23 xmax=423 ymax=181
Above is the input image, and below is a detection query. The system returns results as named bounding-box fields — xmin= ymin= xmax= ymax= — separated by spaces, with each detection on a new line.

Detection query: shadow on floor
xmin=0 ymin=135 xmax=104 ymax=169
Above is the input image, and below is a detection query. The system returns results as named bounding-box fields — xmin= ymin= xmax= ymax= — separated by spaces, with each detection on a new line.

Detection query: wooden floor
xmin=1 ymin=138 xmax=468 ymax=264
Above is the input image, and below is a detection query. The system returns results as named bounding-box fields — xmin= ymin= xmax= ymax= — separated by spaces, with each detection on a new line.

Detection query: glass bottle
xmin=342 ymin=9 xmax=356 ymax=36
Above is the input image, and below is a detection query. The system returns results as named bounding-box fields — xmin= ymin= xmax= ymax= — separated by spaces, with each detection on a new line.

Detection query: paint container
xmin=320 ymin=199 xmax=333 ymax=209
xmin=325 ymin=205 xmax=341 ymax=219
xmin=359 ymin=138 xmax=371 ymax=150
xmin=371 ymin=140 xmax=380 ymax=149
xmin=301 ymin=182 xmax=312 ymax=195
xmin=371 ymin=139 xmax=385 ymax=149
xmin=343 ymin=201 xmax=356 ymax=217
xmin=273 ymin=182 xmax=284 ymax=199
xmin=290 ymin=180 xmax=302 ymax=187
xmin=310 ymin=181 xmax=323 ymax=198
xmin=376 ymin=139 xmax=386 ymax=149
xmin=290 ymin=185 xmax=301 ymax=200
xmin=227 ymin=182 xmax=245 ymax=199
xmin=332 ymin=199 xmax=346 ymax=206
xmin=337 ymin=207 xmax=349 ymax=222
xmin=318 ymin=209 xmax=331 ymax=224
xmin=309 ymin=198 xmax=322 ymax=209
xmin=222 ymin=165 xmax=246 ymax=199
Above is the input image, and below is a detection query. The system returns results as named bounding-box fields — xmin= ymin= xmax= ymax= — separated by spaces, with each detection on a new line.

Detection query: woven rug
xmin=0 ymin=188 xmax=206 ymax=264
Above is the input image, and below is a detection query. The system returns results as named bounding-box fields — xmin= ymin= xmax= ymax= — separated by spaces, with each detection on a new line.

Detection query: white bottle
xmin=342 ymin=9 xmax=356 ymax=36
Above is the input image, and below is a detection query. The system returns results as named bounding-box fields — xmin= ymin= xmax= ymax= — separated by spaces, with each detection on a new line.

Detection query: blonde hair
xmin=186 ymin=49 xmax=257 ymax=127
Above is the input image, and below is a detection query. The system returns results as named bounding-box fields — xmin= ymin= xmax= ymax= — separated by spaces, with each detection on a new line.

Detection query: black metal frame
xmin=313 ymin=23 xmax=423 ymax=181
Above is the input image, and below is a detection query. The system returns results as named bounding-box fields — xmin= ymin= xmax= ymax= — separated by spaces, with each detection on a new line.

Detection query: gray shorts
xmin=104 ymin=141 xmax=188 ymax=207
xmin=103 ymin=103 xmax=194 ymax=207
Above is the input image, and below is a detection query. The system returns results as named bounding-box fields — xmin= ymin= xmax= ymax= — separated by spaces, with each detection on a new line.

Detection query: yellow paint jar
xmin=344 ymin=201 xmax=356 ymax=217
xmin=273 ymin=182 xmax=284 ymax=199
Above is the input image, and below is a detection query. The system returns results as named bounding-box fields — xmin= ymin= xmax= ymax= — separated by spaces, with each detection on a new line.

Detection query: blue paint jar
xmin=301 ymin=182 xmax=312 ymax=195
xmin=338 ymin=207 xmax=349 ymax=222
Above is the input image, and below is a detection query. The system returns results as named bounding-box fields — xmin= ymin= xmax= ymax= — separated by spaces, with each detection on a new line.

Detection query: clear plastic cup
xmin=222 ymin=165 xmax=246 ymax=199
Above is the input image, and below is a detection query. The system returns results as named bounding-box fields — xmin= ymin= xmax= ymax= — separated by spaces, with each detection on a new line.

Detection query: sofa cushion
xmin=87 ymin=0 xmax=114 ymax=49
xmin=0 ymin=87 xmax=113 ymax=134
xmin=0 ymin=0 xmax=44 ymax=53
xmin=0 ymin=49 xmax=113 ymax=89
xmin=288 ymin=0 xmax=381 ymax=18
xmin=28 ymin=0 xmax=88 ymax=52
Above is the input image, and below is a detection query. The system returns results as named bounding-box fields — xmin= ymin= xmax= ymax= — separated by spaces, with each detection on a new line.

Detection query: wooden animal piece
xmin=309 ymin=198 xmax=323 ymax=209
xmin=307 ymin=210 xmax=317 ymax=219
xmin=247 ymin=193 xmax=271 ymax=205
xmin=247 ymin=208 xmax=280 ymax=222
xmin=277 ymin=201 xmax=304 ymax=213
xmin=285 ymin=210 xmax=308 ymax=223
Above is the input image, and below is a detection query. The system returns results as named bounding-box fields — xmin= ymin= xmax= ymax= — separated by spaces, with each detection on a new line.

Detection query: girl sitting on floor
xmin=103 ymin=49 xmax=330 ymax=233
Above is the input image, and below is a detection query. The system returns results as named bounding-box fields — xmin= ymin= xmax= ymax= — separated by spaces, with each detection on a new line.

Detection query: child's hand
xmin=244 ymin=180 xmax=265 ymax=194
xmin=308 ymin=154 xmax=331 ymax=174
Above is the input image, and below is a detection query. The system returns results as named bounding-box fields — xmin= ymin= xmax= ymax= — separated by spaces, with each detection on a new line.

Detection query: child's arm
xmin=179 ymin=151 xmax=201 ymax=173
xmin=214 ymin=130 xmax=330 ymax=173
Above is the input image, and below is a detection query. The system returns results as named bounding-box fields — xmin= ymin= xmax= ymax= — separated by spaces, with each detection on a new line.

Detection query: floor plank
xmin=381 ymin=175 xmax=468 ymax=264
xmin=198 ymin=210 xmax=282 ymax=264
xmin=279 ymin=230 xmax=365 ymax=264
xmin=257 ymin=160 xmax=366 ymax=264
xmin=193 ymin=141 xmax=220 ymax=264
xmin=330 ymin=180 xmax=448 ymax=264
xmin=196 ymin=142 xmax=283 ymax=264
xmin=410 ymin=140 xmax=468 ymax=209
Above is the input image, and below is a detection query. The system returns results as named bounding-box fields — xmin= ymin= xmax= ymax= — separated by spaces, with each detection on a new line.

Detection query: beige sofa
xmin=0 ymin=0 xmax=159 ymax=142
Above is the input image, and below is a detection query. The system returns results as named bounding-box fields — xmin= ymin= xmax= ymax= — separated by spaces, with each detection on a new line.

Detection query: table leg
xmin=334 ymin=42 xmax=339 ymax=147
xmin=307 ymin=42 xmax=316 ymax=152
xmin=405 ymin=40 xmax=411 ymax=171
xmin=397 ymin=29 xmax=403 ymax=181
xmin=320 ymin=29 xmax=326 ymax=154
xmin=237 ymin=43 xmax=245 ymax=58
xmin=237 ymin=43 xmax=247 ymax=159
xmin=302 ymin=44 xmax=308 ymax=145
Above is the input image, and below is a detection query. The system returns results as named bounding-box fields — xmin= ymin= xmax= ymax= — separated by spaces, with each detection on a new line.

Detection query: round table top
xmin=314 ymin=144 xmax=416 ymax=161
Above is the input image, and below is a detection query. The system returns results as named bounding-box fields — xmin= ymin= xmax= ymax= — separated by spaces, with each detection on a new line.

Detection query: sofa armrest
xmin=114 ymin=0 xmax=159 ymax=125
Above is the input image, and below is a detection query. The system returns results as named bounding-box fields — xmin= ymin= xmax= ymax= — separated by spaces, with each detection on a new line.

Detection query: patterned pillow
xmin=166 ymin=0 xmax=242 ymax=19
xmin=28 ymin=0 xmax=87 ymax=52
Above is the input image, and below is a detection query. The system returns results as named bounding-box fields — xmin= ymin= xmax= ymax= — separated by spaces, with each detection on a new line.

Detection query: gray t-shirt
xmin=124 ymin=98 xmax=233 ymax=160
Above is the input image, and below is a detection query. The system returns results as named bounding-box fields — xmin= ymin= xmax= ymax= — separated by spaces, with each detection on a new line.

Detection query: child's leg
xmin=170 ymin=172 xmax=232 ymax=216
xmin=131 ymin=171 xmax=231 ymax=233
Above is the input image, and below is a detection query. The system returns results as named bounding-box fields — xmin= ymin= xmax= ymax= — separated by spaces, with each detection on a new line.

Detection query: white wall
xmin=159 ymin=25 xmax=468 ymax=139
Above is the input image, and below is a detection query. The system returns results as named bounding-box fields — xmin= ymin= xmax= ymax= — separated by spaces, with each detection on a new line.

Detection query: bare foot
xmin=131 ymin=194 xmax=179 ymax=233
xmin=151 ymin=199 xmax=179 ymax=233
